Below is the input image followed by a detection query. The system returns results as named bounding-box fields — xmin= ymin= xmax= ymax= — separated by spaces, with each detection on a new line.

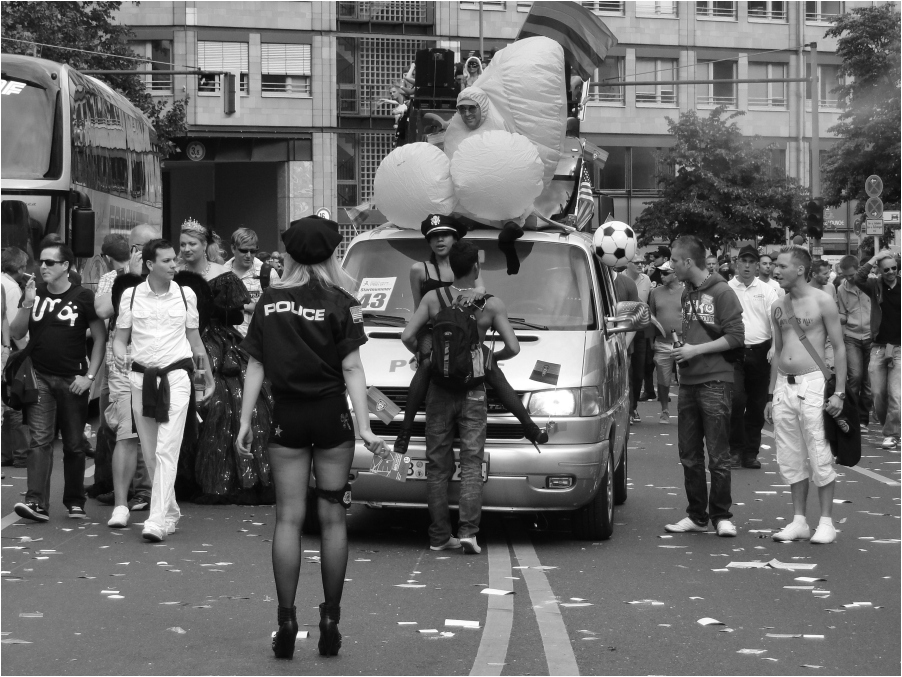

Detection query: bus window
xmin=1 ymin=72 xmax=62 ymax=180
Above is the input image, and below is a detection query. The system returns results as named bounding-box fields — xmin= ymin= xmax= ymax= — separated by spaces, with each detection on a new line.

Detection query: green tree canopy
xmin=634 ymin=108 xmax=804 ymax=255
xmin=1 ymin=1 xmax=187 ymax=156
xmin=822 ymin=4 xmax=901 ymax=211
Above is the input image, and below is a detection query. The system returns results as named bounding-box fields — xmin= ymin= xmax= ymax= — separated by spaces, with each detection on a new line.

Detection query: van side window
xmin=594 ymin=257 xmax=616 ymax=320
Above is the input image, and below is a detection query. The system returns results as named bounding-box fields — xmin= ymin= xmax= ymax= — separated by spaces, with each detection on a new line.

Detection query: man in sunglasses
xmin=854 ymin=249 xmax=900 ymax=449
xmin=224 ymin=227 xmax=277 ymax=337
xmin=10 ymin=243 xmax=106 ymax=523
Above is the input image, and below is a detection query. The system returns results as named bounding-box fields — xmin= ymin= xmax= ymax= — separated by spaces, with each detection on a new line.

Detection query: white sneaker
xmin=107 ymin=505 xmax=130 ymax=529
xmin=664 ymin=517 xmax=708 ymax=533
xmin=881 ymin=437 xmax=899 ymax=449
xmin=429 ymin=537 xmax=461 ymax=551
xmin=772 ymin=521 xmax=811 ymax=542
xmin=715 ymin=520 xmax=737 ymax=537
xmin=141 ymin=522 xmax=165 ymax=543
xmin=164 ymin=522 xmax=177 ymax=535
xmin=459 ymin=537 xmax=481 ymax=554
xmin=810 ymin=523 xmax=836 ymax=544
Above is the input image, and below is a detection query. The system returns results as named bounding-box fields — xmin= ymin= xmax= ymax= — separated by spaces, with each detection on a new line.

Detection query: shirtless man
xmin=402 ymin=240 xmax=519 ymax=554
xmin=765 ymin=246 xmax=847 ymax=544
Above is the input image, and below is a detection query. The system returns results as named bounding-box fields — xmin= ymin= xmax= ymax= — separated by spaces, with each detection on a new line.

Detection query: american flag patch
xmin=350 ymin=306 xmax=363 ymax=323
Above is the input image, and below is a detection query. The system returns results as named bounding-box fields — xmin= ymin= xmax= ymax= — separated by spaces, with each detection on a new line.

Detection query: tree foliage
xmin=822 ymin=4 xmax=901 ymax=211
xmin=634 ymin=108 xmax=805 ymax=255
xmin=1 ymin=1 xmax=187 ymax=157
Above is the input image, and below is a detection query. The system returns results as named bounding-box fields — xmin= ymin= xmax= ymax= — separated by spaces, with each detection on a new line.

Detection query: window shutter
xmin=198 ymin=41 xmax=248 ymax=72
xmin=262 ymin=44 xmax=311 ymax=75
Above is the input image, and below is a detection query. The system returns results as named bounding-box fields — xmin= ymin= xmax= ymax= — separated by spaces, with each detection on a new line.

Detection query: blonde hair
xmin=272 ymin=252 xmax=354 ymax=291
xmin=180 ymin=224 xmax=220 ymax=263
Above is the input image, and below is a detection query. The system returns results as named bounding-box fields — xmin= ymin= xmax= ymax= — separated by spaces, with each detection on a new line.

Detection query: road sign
xmin=866 ymin=219 xmax=884 ymax=235
xmin=811 ymin=245 xmax=824 ymax=256
xmin=865 ymin=197 xmax=884 ymax=219
xmin=865 ymin=175 xmax=883 ymax=198
xmin=316 ymin=208 xmax=331 ymax=219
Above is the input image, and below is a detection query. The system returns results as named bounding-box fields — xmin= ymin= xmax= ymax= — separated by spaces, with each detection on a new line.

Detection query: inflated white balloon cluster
xmin=374 ymin=37 xmax=568 ymax=230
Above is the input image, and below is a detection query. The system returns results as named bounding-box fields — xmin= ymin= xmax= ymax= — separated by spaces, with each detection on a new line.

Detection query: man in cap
xmin=648 ymin=246 xmax=671 ymax=287
xmin=728 ymin=245 xmax=780 ymax=469
xmin=648 ymin=260 xmax=684 ymax=422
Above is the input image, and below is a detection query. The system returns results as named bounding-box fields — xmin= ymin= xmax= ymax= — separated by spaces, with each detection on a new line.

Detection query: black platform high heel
xmin=272 ymin=605 xmax=298 ymax=659
xmin=318 ymin=603 xmax=342 ymax=657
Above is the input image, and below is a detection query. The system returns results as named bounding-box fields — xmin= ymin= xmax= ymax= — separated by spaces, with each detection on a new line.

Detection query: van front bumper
xmin=349 ymin=440 xmax=607 ymax=512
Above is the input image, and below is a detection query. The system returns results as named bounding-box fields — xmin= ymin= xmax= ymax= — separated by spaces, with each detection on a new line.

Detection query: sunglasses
xmin=457 ymin=105 xmax=478 ymax=114
xmin=882 ymin=266 xmax=897 ymax=273
xmin=39 ymin=259 xmax=65 ymax=267
xmin=237 ymin=247 xmax=258 ymax=254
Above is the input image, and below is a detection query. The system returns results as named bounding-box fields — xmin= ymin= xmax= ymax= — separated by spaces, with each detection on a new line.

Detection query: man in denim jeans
xmin=402 ymin=241 xmax=520 ymax=554
xmin=837 ymin=255 xmax=872 ymax=431
xmin=10 ymin=243 xmax=106 ymax=522
xmin=666 ymin=235 xmax=744 ymax=537
xmin=855 ymin=250 xmax=900 ymax=449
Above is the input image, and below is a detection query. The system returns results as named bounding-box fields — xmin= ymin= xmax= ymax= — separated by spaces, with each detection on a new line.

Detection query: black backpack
xmin=430 ymin=287 xmax=486 ymax=391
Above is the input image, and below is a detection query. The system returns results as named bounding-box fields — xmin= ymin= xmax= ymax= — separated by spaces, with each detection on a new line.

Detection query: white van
xmin=340 ymin=224 xmax=644 ymax=540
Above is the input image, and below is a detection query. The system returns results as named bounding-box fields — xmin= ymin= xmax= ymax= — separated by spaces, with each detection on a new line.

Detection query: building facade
xmin=115 ymin=1 xmax=876 ymax=256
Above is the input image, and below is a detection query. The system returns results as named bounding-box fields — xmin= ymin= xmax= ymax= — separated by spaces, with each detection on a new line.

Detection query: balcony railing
xmin=749 ymin=96 xmax=787 ymax=108
xmin=338 ymin=1 xmax=428 ymax=23
xmin=588 ymin=88 xmax=625 ymax=105
xmin=697 ymin=94 xmax=736 ymax=107
xmin=636 ymin=1 xmax=678 ymax=17
xmin=696 ymin=3 xmax=737 ymax=19
xmin=748 ymin=7 xmax=787 ymax=21
xmin=581 ymin=1 xmax=625 ymax=15
xmin=636 ymin=91 xmax=677 ymax=105
xmin=146 ymin=75 xmax=173 ymax=92
xmin=806 ymin=11 xmax=841 ymax=23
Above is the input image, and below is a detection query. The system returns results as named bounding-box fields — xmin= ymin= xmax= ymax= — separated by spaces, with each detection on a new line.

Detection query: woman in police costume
xmin=237 ymin=216 xmax=388 ymax=660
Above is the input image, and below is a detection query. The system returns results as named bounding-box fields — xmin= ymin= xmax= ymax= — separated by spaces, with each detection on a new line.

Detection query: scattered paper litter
xmin=19 ymin=612 xmax=42 ymax=618
xmin=659 ymin=545 xmax=687 ymax=549
xmin=697 ymin=617 xmax=725 ymax=626
xmin=711 ymin=568 xmax=729 ymax=572
xmin=832 ymin=499 xmax=852 ymax=504
xmin=480 ymin=588 xmax=514 ymax=596
xmin=397 ymin=622 xmax=417 ymax=625
xmin=738 ymin=649 xmax=768 ymax=655
xmin=796 ymin=577 xmax=826 ymax=583
xmin=727 ymin=561 xmax=769 ymax=569
xmin=531 ymin=566 xmax=557 ymax=570
xmin=801 ymin=665 xmax=823 ymax=669
xmin=168 ymin=627 xmax=187 ymax=634
xmin=560 ymin=602 xmax=593 ymax=607
xmin=395 ymin=584 xmax=426 ymax=588
xmin=100 ymin=590 xmax=119 ymax=595
xmin=445 ymin=619 xmax=479 ymax=628
xmin=768 ymin=558 xmax=817 ymax=571
xmin=107 ymin=595 xmax=124 ymax=600
xmin=418 ymin=629 xmax=438 ymax=634
xmin=784 ymin=585 xmax=815 ymax=590
xmin=2 ymin=638 xmax=32 ymax=644
xmin=627 ymin=599 xmax=665 ymax=605
xmin=689 ymin=596 xmax=704 ymax=600
xmin=440 ymin=632 xmax=455 ymax=637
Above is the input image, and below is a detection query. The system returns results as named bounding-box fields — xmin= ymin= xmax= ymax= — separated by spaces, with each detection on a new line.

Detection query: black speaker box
xmin=414 ymin=48 xmax=456 ymax=91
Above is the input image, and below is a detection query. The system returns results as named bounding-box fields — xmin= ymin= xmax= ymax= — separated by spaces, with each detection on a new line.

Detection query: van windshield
xmin=342 ymin=237 xmax=596 ymax=331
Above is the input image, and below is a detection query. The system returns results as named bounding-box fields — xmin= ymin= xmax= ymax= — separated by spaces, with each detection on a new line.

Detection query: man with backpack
xmin=401 ymin=241 xmax=520 ymax=554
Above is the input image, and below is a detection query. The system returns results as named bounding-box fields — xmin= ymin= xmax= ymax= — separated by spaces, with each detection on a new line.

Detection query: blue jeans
xmin=844 ymin=337 xmax=872 ymax=424
xmin=677 ymin=381 xmax=733 ymax=525
xmin=23 ymin=371 xmax=89 ymax=512
xmin=424 ymin=383 xmax=487 ymax=546
xmin=869 ymin=344 xmax=901 ymax=438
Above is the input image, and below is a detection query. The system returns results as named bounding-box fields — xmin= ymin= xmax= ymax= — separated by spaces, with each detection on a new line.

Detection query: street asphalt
xmin=2 ymin=395 xmax=900 ymax=676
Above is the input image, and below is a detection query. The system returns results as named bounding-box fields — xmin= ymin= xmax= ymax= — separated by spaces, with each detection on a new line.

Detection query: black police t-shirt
xmin=241 ymin=282 xmax=367 ymax=401
xmin=20 ymin=283 xmax=98 ymax=377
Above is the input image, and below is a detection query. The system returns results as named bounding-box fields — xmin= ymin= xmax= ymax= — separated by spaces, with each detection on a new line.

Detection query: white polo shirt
xmin=728 ymin=275 xmax=779 ymax=346
xmin=760 ymin=276 xmax=785 ymax=297
xmin=117 ymin=281 xmax=198 ymax=371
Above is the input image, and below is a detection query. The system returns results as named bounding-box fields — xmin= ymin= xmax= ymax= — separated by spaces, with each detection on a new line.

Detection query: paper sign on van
xmin=357 ymin=277 xmax=397 ymax=311
xmin=530 ymin=360 xmax=561 ymax=385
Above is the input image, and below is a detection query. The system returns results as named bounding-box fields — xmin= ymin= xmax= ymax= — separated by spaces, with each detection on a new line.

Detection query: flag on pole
xmin=517 ymin=1 xmax=618 ymax=81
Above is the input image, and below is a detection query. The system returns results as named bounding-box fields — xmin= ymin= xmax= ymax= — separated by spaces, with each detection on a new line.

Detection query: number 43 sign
xmin=357 ymin=277 xmax=397 ymax=311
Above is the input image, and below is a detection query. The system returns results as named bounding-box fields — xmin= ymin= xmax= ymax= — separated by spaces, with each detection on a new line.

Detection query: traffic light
xmin=222 ymin=72 xmax=238 ymax=115
xmin=804 ymin=197 xmax=824 ymax=240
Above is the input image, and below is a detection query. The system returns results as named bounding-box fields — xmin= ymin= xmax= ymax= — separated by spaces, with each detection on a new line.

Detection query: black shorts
xmin=270 ymin=395 xmax=355 ymax=449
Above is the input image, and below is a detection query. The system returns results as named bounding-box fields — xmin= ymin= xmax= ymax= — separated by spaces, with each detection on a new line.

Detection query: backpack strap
xmin=436 ymin=286 xmax=454 ymax=310
xmin=129 ymin=282 xmax=187 ymax=310
xmin=782 ymin=295 xmax=833 ymax=380
xmin=178 ymin=283 xmax=187 ymax=310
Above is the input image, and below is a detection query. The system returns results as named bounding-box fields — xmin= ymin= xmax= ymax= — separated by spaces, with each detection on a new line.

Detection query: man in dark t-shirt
xmin=10 ymin=243 xmax=106 ymax=523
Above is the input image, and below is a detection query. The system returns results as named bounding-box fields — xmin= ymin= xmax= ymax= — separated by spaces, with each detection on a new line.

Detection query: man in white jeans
xmin=113 ymin=240 xmax=213 ymax=542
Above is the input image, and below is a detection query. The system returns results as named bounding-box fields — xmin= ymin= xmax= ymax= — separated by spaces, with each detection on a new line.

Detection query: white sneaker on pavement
xmin=107 ymin=505 xmax=130 ymax=529
xmin=810 ymin=523 xmax=836 ymax=544
xmin=459 ymin=537 xmax=481 ymax=554
xmin=715 ymin=520 xmax=737 ymax=537
xmin=664 ymin=517 xmax=708 ymax=533
xmin=772 ymin=521 xmax=811 ymax=542
xmin=141 ymin=522 xmax=165 ymax=543
xmin=429 ymin=537 xmax=461 ymax=551
xmin=881 ymin=436 xmax=899 ymax=450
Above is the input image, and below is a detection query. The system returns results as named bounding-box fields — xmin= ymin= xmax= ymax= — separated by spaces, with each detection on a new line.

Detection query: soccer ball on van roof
xmin=593 ymin=221 xmax=637 ymax=267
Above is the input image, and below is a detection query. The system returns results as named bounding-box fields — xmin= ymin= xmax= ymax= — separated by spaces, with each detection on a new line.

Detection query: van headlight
xmin=528 ymin=389 xmax=578 ymax=416
xmin=580 ymin=387 xmax=600 ymax=416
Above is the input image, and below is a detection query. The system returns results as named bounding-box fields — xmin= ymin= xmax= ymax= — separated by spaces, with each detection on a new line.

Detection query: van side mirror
xmin=606 ymin=301 xmax=652 ymax=335
xmin=71 ymin=208 xmax=95 ymax=258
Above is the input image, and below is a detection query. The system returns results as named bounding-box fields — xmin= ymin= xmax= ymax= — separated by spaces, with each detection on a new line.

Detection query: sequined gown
xmin=174 ymin=270 xmax=274 ymax=504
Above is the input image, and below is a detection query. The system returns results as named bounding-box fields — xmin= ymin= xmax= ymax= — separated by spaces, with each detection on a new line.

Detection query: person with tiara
xmin=175 ymin=218 xmax=274 ymax=505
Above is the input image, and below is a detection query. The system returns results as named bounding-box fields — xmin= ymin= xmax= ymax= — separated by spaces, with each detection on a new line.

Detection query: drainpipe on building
xmin=794 ymin=7 xmax=804 ymax=246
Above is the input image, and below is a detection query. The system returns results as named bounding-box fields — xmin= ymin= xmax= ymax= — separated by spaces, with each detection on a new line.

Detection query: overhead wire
xmin=1 ymin=36 xmax=197 ymax=71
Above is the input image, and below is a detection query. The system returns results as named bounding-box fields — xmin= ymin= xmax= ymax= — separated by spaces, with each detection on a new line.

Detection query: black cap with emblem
xmin=282 ymin=215 xmax=342 ymax=264
xmin=421 ymin=214 xmax=466 ymax=240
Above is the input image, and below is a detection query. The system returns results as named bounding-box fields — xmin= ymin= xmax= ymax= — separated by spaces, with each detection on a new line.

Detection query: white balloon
xmin=451 ymin=131 xmax=544 ymax=222
xmin=373 ymin=143 xmax=457 ymax=229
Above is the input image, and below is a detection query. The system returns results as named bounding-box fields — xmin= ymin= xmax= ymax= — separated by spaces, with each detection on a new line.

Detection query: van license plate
xmin=408 ymin=459 xmax=488 ymax=482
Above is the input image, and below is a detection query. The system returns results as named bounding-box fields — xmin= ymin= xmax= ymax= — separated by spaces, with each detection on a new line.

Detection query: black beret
xmin=282 ymin=216 xmax=342 ymax=264
xmin=421 ymin=213 xmax=466 ymax=240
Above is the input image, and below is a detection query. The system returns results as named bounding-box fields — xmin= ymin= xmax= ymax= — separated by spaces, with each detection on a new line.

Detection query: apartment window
xmin=589 ymin=57 xmax=624 ymax=105
xmin=635 ymin=1 xmax=678 ymax=17
xmin=770 ymin=147 xmax=787 ymax=178
xmin=460 ymin=1 xmax=506 ymax=9
xmin=197 ymin=41 xmax=249 ymax=94
xmin=131 ymin=40 xmax=173 ymax=93
xmin=581 ymin=1 xmax=625 ymax=15
xmin=262 ymin=43 xmax=312 ymax=97
xmin=596 ymin=147 xmax=671 ymax=193
xmin=748 ymin=1 xmax=786 ymax=21
xmin=805 ymin=1 xmax=842 ymax=23
xmin=635 ymin=58 xmax=677 ymax=106
xmin=516 ymin=2 xmax=532 ymax=11
xmin=695 ymin=1 xmax=736 ymax=19
xmin=337 ymin=37 xmax=358 ymax=114
xmin=696 ymin=60 xmax=736 ymax=107
xmin=337 ymin=131 xmax=394 ymax=210
xmin=748 ymin=62 xmax=787 ymax=108
xmin=806 ymin=64 xmax=842 ymax=108
xmin=338 ymin=1 xmax=429 ymax=22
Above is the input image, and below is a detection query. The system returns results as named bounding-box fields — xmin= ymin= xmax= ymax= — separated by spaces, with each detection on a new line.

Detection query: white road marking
xmin=470 ymin=528 xmax=514 ymax=676
xmin=761 ymin=429 xmax=900 ymax=486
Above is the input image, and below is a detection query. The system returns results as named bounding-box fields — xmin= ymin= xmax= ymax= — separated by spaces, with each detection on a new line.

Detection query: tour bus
xmin=1 ymin=54 xmax=162 ymax=288
xmin=339 ymin=133 xmax=645 ymax=540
